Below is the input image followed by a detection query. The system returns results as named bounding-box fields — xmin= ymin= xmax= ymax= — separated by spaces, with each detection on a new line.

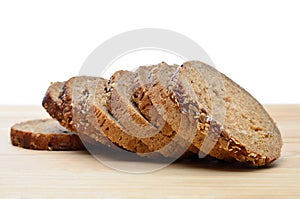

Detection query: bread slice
xmin=106 ymin=70 xmax=192 ymax=157
xmin=171 ymin=61 xmax=282 ymax=166
xmin=10 ymin=119 xmax=85 ymax=150
xmin=42 ymin=78 xmax=102 ymax=146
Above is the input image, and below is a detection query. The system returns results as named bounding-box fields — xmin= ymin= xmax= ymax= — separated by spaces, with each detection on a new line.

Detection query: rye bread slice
xmin=173 ymin=61 xmax=282 ymax=166
xmin=10 ymin=119 xmax=85 ymax=150
xmin=42 ymin=78 xmax=102 ymax=146
xmin=106 ymin=70 xmax=191 ymax=157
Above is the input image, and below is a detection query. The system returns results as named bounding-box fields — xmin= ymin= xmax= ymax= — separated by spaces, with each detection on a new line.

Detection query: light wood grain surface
xmin=0 ymin=105 xmax=299 ymax=198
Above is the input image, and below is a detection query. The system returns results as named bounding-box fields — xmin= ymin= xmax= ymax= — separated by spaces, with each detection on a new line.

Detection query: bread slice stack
xmin=12 ymin=60 xmax=282 ymax=166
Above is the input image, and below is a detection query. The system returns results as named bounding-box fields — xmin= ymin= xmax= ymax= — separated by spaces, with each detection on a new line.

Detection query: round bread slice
xmin=42 ymin=79 xmax=99 ymax=146
xmin=106 ymin=70 xmax=191 ymax=157
xmin=10 ymin=119 xmax=85 ymax=150
xmin=173 ymin=61 xmax=283 ymax=166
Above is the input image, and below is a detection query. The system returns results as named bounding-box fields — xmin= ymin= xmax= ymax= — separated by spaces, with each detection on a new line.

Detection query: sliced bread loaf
xmin=10 ymin=119 xmax=85 ymax=150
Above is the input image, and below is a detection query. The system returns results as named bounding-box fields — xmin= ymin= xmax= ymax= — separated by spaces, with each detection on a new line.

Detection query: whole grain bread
xmin=41 ymin=61 xmax=282 ymax=165
xmin=42 ymin=78 xmax=102 ymax=146
xmin=134 ymin=62 xmax=281 ymax=166
xmin=43 ymin=76 xmax=160 ymax=156
xmin=172 ymin=61 xmax=282 ymax=166
xmin=10 ymin=119 xmax=85 ymax=150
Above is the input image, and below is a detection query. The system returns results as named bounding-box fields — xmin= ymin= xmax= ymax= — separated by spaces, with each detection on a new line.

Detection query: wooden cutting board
xmin=0 ymin=105 xmax=299 ymax=198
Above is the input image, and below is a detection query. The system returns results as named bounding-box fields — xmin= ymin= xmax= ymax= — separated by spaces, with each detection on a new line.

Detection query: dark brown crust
xmin=59 ymin=77 xmax=77 ymax=132
xmin=42 ymin=80 xmax=76 ymax=132
xmin=42 ymin=82 xmax=66 ymax=128
xmin=10 ymin=119 xmax=85 ymax=151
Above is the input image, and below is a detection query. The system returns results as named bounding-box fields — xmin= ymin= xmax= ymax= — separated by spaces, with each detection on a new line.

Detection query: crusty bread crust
xmin=58 ymin=77 xmax=78 ymax=132
xmin=42 ymin=82 xmax=66 ymax=127
xmin=10 ymin=119 xmax=85 ymax=150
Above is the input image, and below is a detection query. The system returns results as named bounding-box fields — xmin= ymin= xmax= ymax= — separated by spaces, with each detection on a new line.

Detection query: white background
xmin=0 ymin=0 xmax=299 ymax=105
